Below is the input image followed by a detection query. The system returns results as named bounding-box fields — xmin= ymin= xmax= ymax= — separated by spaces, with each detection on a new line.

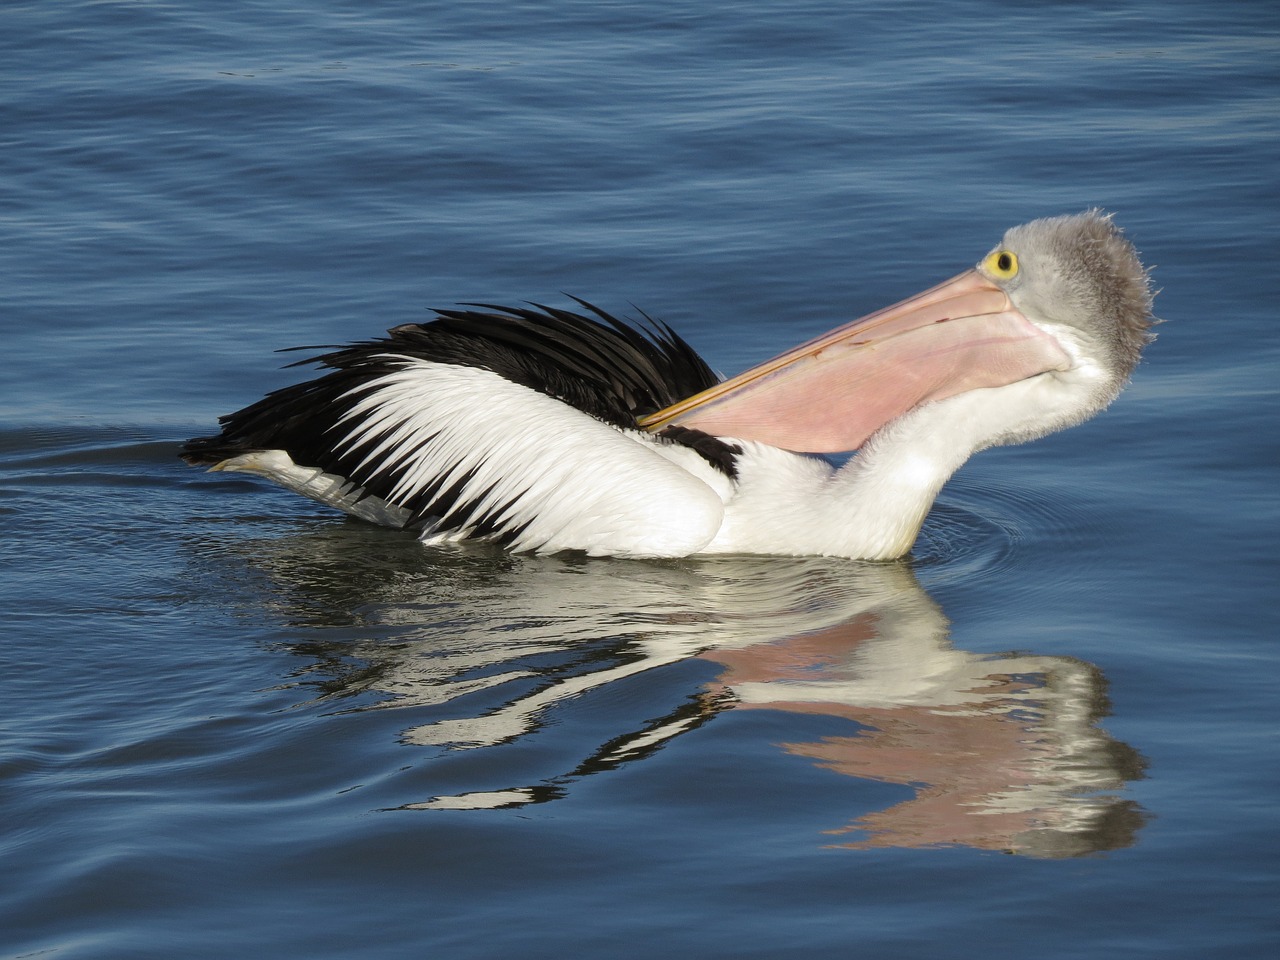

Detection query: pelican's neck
xmin=831 ymin=372 xmax=1097 ymax=557
xmin=825 ymin=394 xmax=994 ymax=558
xmin=711 ymin=374 xmax=1087 ymax=559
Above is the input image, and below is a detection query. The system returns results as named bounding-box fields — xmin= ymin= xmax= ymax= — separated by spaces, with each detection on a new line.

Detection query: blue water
xmin=3 ymin=1 xmax=1278 ymax=957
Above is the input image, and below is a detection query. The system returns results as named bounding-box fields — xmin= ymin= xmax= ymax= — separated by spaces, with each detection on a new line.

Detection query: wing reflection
xmin=204 ymin=523 xmax=1146 ymax=856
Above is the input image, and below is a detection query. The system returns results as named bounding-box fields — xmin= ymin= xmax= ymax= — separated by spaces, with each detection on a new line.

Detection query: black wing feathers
xmin=415 ymin=298 xmax=717 ymax=425
xmin=180 ymin=300 xmax=740 ymax=489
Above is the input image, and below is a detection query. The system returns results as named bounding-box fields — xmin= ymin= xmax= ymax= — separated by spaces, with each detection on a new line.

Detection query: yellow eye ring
xmin=984 ymin=249 xmax=1019 ymax=280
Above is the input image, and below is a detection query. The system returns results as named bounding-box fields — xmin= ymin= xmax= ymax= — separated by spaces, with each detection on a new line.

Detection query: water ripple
xmin=913 ymin=468 xmax=1102 ymax=590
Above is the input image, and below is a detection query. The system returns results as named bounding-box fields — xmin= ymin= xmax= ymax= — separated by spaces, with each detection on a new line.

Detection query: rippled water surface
xmin=3 ymin=2 xmax=1277 ymax=958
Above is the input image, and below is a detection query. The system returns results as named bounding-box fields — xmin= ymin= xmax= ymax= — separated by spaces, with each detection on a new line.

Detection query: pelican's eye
xmin=984 ymin=249 xmax=1019 ymax=280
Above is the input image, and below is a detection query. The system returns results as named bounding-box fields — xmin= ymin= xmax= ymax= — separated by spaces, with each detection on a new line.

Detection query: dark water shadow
xmin=190 ymin=518 xmax=1149 ymax=859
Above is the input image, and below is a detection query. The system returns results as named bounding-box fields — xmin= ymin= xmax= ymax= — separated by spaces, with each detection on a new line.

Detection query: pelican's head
xmin=982 ymin=211 xmax=1154 ymax=424
xmin=642 ymin=210 xmax=1156 ymax=454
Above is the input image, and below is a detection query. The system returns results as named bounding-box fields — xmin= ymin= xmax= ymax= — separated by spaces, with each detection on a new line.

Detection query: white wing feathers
xmin=218 ymin=359 xmax=728 ymax=558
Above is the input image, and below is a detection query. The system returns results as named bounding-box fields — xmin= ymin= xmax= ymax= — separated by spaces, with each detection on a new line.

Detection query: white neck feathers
xmin=711 ymin=373 xmax=1095 ymax=559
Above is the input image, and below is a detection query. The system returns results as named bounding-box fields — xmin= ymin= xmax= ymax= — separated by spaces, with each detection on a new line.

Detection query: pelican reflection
xmin=209 ymin=525 xmax=1146 ymax=857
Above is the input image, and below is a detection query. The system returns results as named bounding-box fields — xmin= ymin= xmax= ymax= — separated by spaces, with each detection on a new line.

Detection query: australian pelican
xmin=182 ymin=210 xmax=1154 ymax=559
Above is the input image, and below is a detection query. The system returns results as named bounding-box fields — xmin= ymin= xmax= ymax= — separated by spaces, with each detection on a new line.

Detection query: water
xmin=3 ymin=1 xmax=1278 ymax=957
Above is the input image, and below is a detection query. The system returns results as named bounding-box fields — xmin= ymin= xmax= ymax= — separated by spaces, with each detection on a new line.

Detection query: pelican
xmin=182 ymin=210 xmax=1154 ymax=559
